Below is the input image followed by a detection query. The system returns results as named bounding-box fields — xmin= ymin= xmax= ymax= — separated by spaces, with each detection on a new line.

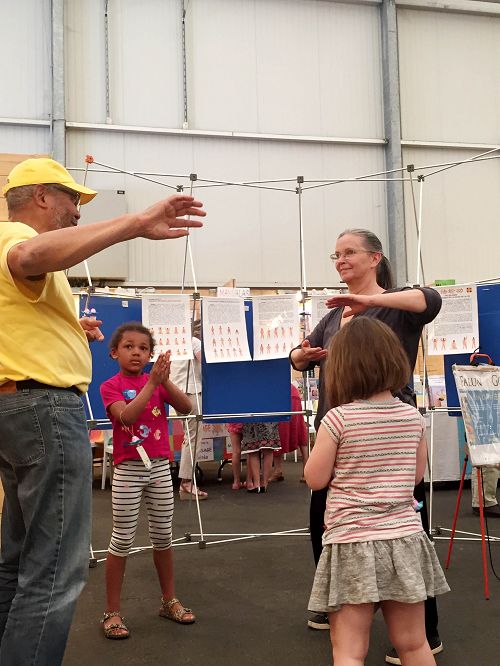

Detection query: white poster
xmin=142 ymin=295 xmax=193 ymax=361
xmin=427 ymin=285 xmax=479 ymax=356
xmin=252 ymin=295 xmax=300 ymax=361
xmin=202 ymin=297 xmax=251 ymax=363
xmin=310 ymin=290 xmax=341 ymax=329
xmin=453 ymin=365 xmax=500 ymax=466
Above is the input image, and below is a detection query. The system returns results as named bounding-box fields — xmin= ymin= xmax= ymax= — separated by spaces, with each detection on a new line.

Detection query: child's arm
xmin=415 ymin=434 xmax=428 ymax=484
xmin=108 ymin=354 xmax=170 ymax=426
xmin=304 ymin=424 xmax=338 ymax=490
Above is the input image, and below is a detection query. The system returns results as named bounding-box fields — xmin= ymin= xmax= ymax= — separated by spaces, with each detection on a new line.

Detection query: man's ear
xmin=32 ymin=184 xmax=51 ymax=210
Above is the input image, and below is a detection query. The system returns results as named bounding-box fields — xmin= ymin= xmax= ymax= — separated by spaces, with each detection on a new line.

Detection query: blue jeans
xmin=0 ymin=389 xmax=92 ymax=666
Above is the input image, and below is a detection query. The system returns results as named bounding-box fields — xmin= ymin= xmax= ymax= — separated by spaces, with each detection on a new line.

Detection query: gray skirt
xmin=308 ymin=531 xmax=450 ymax=613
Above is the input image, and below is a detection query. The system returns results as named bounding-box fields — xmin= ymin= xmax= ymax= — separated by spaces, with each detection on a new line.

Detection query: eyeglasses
xmin=330 ymin=249 xmax=375 ymax=261
xmin=46 ymin=184 xmax=80 ymax=206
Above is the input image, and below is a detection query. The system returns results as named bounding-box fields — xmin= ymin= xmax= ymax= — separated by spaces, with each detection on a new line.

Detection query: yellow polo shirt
xmin=0 ymin=221 xmax=91 ymax=392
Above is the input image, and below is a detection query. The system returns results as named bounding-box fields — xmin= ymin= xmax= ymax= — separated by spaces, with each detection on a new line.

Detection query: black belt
xmin=9 ymin=379 xmax=82 ymax=397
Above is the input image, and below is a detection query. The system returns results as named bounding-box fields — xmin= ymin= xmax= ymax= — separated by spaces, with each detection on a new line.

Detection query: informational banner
xmin=310 ymin=290 xmax=341 ymax=329
xmin=452 ymin=365 xmax=500 ymax=466
xmin=252 ymin=295 xmax=300 ymax=361
xmin=202 ymin=297 xmax=251 ymax=363
xmin=142 ymin=295 xmax=193 ymax=361
xmin=428 ymin=285 xmax=479 ymax=355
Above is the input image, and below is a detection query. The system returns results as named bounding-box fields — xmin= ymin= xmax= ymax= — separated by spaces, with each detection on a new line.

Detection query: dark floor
xmin=64 ymin=462 xmax=500 ymax=666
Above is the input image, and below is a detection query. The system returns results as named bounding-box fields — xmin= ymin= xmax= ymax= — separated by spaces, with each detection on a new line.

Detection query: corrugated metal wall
xmin=1 ymin=0 xmax=499 ymax=286
xmin=398 ymin=6 xmax=500 ymax=284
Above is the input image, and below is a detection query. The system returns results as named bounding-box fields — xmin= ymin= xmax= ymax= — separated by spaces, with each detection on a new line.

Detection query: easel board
xmin=444 ymin=283 xmax=500 ymax=413
xmin=452 ymin=364 xmax=500 ymax=466
xmin=201 ymin=300 xmax=292 ymax=423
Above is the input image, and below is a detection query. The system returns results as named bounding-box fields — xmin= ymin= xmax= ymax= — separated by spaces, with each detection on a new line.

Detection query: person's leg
xmin=246 ymin=452 xmax=260 ymax=490
xmin=261 ymin=450 xmax=274 ymax=489
xmin=310 ymin=487 xmax=328 ymax=566
xmin=178 ymin=393 xmax=207 ymax=497
xmin=299 ymin=445 xmax=309 ymax=481
xmin=472 ymin=467 xmax=499 ymax=508
xmin=0 ymin=389 xmax=92 ymax=666
xmin=229 ymin=432 xmax=243 ymax=489
xmin=145 ymin=460 xmax=195 ymax=622
xmin=269 ymin=453 xmax=284 ymax=482
xmin=307 ymin=487 xmax=330 ymax=630
xmin=328 ymin=603 xmax=374 ymax=666
xmin=104 ymin=460 xmax=145 ymax=636
xmin=412 ymin=480 xmax=440 ymax=646
xmin=382 ymin=601 xmax=435 ymax=666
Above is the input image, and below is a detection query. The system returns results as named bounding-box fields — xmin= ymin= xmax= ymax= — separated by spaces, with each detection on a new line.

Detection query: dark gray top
xmin=290 ymin=287 xmax=442 ymax=430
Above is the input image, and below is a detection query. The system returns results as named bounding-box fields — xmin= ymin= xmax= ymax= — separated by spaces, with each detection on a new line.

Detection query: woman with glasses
xmin=290 ymin=228 xmax=443 ymax=665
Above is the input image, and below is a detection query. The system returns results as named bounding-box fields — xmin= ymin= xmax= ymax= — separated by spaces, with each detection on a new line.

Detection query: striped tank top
xmin=321 ymin=398 xmax=426 ymax=544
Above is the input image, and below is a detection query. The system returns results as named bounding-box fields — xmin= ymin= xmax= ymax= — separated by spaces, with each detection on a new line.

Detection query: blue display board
xmin=83 ymin=295 xmax=292 ymax=424
xmin=444 ymin=283 xmax=500 ymax=413
xmin=201 ymin=301 xmax=292 ymax=423
xmin=80 ymin=294 xmax=148 ymax=421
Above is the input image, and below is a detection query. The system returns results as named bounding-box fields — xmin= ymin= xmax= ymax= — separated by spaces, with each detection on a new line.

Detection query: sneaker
xmin=385 ymin=636 xmax=443 ymax=664
xmin=473 ymin=504 xmax=500 ymax=517
xmin=307 ymin=613 xmax=329 ymax=630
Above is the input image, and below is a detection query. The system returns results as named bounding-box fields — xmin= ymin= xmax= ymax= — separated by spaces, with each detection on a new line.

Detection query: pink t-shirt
xmin=100 ymin=372 xmax=171 ymax=465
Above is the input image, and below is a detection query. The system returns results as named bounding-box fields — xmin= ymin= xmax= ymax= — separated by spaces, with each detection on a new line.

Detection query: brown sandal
xmin=102 ymin=611 xmax=130 ymax=639
xmin=159 ymin=597 xmax=196 ymax=624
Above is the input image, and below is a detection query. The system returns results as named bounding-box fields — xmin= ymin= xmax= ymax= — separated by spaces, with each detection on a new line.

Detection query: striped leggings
xmin=109 ymin=458 xmax=174 ymax=557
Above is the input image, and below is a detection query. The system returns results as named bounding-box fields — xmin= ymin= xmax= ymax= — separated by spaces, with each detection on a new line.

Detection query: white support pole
xmin=429 ymin=409 xmax=435 ymax=535
xmin=297 ymin=178 xmax=307 ymax=293
xmin=415 ymin=176 xmax=425 ymax=286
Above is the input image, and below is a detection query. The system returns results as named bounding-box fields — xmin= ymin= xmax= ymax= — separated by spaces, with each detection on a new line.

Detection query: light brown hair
xmin=325 ymin=317 xmax=410 ymax=407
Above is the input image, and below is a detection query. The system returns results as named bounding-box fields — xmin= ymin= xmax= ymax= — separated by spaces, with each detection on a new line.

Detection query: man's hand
xmin=138 ymin=195 xmax=206 ymax=240
xmin=325 ymin=293 xmax=373 ymax=317
xmin=80 ymin=317 xmax=104 ymax=342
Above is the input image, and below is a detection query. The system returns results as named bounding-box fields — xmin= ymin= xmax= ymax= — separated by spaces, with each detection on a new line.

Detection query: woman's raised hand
xmin=325 ymin=293 xmax=373 ymax=317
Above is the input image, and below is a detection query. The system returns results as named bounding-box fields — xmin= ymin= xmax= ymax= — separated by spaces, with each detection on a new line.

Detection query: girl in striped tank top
xmin=305 ymin=318 xmax=449 ymax=666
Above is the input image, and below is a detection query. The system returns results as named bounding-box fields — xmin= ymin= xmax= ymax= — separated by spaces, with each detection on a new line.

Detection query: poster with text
xmin=202 ymin=297 xmax=251 ymax=363
xmin=252 ymin=295 xmax=300 ymax=360
xmin=310 ymin=290 xmax=341 ymax=329
xmin=427 ymin=285 xmax=479 ymax=356
xmin=142 ymin=295 xmax=193 ymax=361
xmin=452 ymin=365 xmax=500 ymax=466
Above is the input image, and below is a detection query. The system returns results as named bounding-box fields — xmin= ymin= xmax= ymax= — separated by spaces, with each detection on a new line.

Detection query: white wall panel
xmin=67 ymin=129 xmax=385 ymax=287
xmin=188 ymin=0 xmax=384 ymax=138
xmin=65 ymin=0 xmax=108 ymax=123
xmin=0 ymin=128 xmax=50 ymax=155
xmin=66 ymin=0 xmax=184 ymax=127
xmin=399 ymin=9 xmax=500 ymax=144
xmin=403 ymin=147 xmax=500 ymax=285
xmin=0 ymin=0 xmax=51 ymax=119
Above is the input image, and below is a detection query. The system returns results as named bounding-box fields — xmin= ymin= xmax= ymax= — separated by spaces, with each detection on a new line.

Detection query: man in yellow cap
xmin=0 ymin=157 xmax=205 ymax=665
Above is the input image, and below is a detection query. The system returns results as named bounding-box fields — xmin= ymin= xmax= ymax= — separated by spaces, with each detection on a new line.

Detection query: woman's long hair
xmin=337 ymin=228 xmax=394 ymax=290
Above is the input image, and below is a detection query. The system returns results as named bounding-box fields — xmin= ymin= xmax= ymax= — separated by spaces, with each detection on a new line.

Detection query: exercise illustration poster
xmin=252 ymin=295 xmax=300 ymax=361
xmin=427 ymin=285 xmax=479 ymax=356
xmin=310 ymin=290 xmax=341 ymax=329
xmin=202 ymin=297 xmax=251 ymax=363
xmin=142 ymin=295 xmax=193 ymax=361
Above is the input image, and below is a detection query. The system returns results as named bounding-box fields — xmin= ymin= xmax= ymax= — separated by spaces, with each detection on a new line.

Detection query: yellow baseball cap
xmin=2 ymin=158 xmax=97 ymax=205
